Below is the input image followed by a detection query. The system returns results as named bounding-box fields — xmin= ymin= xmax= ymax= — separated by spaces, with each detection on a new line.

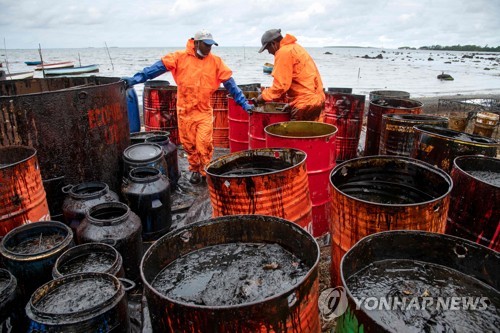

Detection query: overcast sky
xmin=1 ymin=0 xmax=499 ymax=50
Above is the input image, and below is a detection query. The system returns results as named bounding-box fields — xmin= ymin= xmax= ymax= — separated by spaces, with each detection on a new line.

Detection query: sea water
xmin=3 ymin=46 xmax=500 ymax=102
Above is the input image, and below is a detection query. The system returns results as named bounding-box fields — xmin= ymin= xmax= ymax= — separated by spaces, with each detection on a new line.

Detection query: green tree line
xmin=406 ymin=45 xmax=500 ymax=52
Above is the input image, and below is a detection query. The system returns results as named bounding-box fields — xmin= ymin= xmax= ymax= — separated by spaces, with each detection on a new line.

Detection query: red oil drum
xmin=228 ymin=92 xmax=258 ymax=153
xmin=329 ymin=156 xmax=452 ymax=286
xmin=143 ymin=81 xmax=180 ymax=144
xmin=364 ymin=98 xmax=423 ymax=156
xmin=205 ymin=148 xmax=313 ymax=233
xmin=248 ymin=103 xmax=289 ymax=149
xmin=323 ymin=92 xmax=365 ymax=162
xmin=446 ymin=155 xmax=500 ymax=251
xmin=0 ymin=146 xmax=50 ymax=236
xmin=265 ymin=121 xmax=337 ymax=237
xmin=141 ymin=215 xmax=320 ymax=332
xmin=211 ymin=88 xmax=229 ymax=148
xmin=379 ymin=114 xmax=449 ymax=156
xmin=411 ymin=125 xmax=499 ymax=174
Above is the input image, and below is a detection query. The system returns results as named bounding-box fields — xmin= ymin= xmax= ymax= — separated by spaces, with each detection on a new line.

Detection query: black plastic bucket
xmin=336 ymin=230 xmax=499 ymax=332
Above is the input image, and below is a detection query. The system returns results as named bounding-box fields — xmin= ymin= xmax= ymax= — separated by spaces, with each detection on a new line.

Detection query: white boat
xmin=0 ymin=70 xmax=34 ymax=80
xmin=35 ymin=61 xmax=74 ymax=71
xmin=43 ymin=64 xmax=99 ymax=76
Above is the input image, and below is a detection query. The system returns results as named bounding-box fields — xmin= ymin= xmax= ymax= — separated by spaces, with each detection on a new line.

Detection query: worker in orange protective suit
xmin=255 ymin=29 xmax=325 ymax=121
xmin=123 ymin=30 xmax=254 ymax=185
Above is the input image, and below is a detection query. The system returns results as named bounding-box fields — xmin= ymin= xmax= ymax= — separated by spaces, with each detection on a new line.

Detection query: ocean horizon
xmin=3 ymin=46 xmax=500 ymax=102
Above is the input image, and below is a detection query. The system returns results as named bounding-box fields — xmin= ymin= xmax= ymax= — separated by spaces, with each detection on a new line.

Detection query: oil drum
xmin=145 ymin=134 xmax=180 ymax=189
xmin=446 ymin=155 xmax=500 ymax=251
xmin=77 ymin=202 xmax=142 ymax=282
xmin=141 ymin=215 xmax=320 ymax=332
xmin=143 ymin=81 xmax=179 ymax=144
xmin=206 ymin=148 xmax=313 ymax=233
xmin=122 ymin=167 xmax=172 ymax=242
xmin=0 ymin=146 xmax=50 ymax=237
xmin=336 ymin=230 xmax=499 ymax=332
xmin=329 ymin=156 xmax=452 ymax=286
xmin=265 ymin=121 xmax=337 ymax=237
xmin=248 ymin=102 xmax=289 ymax=149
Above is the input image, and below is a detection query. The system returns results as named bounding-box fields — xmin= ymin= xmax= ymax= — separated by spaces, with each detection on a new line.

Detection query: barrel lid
xmin=123 ymin=143 xmax=163 ymax=163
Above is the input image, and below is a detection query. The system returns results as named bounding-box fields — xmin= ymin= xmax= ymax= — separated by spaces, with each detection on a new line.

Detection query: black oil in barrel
xmin=58 ymin=252 xmax=114 ymax=276
xmin=152 ymin=242 xmax=310 ymax=306
xmin=208 ymin=155 xmax=293 ymax=176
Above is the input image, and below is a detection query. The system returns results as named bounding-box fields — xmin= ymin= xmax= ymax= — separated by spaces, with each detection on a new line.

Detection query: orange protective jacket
xmin=262 ymin=34 xmax=325 ymax=111
xmin=161 ymin=39 xmax=232 ymax=175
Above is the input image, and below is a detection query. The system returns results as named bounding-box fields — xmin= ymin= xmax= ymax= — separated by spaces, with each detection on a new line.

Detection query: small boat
xmin=437 ymin=71 xmax=454 ymax=81
xmin=43 ymin=64 xmax=99 ymax=76
xmin=25 ymin=61 xmax=43 ymax=66
xmin=35 ymin=61 xmax=75 ymax=71
xmin=263 ymin=62 xmax=274 ymax=74
xmin=0 ymin=70 xmax=34 ymax=80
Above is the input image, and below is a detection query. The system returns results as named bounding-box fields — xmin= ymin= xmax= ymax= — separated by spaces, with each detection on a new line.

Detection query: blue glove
xmin=223 ymin=77 xmax=253 ymax=113
xmin=122 ymin=60 xmax=167 ymax=87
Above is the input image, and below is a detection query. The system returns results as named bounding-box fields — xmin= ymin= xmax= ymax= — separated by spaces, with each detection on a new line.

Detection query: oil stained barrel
xmin=26 ymin=272 xmax=130 ymax=332
xmin=337 ymin=231 xmax=500 ymax=332
xmin=143 ymin=81 xmax=180 ymax=144
xmin=329 ymin=156 xmax=452 ymax=286
xmin=323 ymin=92 xmax=365 ymax=162
xmin=126 ymin=87 xmax=140 ymax=133
xmin=0 ymin=268 xmax=19 ymax=328
xmin=228 ymin=92 xmax=258 ymax=153
xmin=473 ymin=111 xmax=499 ymax=138
xmin=141 ymin=215 xmax=320 ymax=333
xmin=248 ymin=102 xmax=290 ymax=149
xmin=206 ymin=148 xmax=313 ymax=233
xmin=0 ymin=77 xmax=130 ymax=219
xmin=211 ymin=88 xmax=229 ymax=148
xmin=52 ymin=242 xmax=125 ymax=279
xmin=379 ymin=114 xmax=449 ymax=156
xmin=0 ymin=146 xmax=50 ymax=237
xmin=446 ymin=155 xmax=500 ymax=251
xmin=0 ymin=221 xmax=74 ymax=305
xmin=411 ymin=124 xmax=499 ymax=174
xmin=365 ymin=98 xmax=423 ymax=156
xmin=327 ymin=87 xmax=353 ymax=94
xmin=145 ymin=134 xmax=180 ymax=189
xmin=369 ymin=89 xmax=410 ymax=102
xmin=265 ymin=121 xmax=337 ymax=237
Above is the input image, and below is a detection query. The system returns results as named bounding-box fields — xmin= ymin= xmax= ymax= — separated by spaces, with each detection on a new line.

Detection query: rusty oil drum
xmin=337 ymin=230 xmax=500 ymax=332
xmin=0 ymin=146 xmax=50 ymax=237
xmin=26 ymin=272 xmax=130 ymax=332
xmin=265 ymin=121 xmax=337 ymax=237
xmin=211 ymin=88 xmax=229 ymax=148
xmin=143 ymin=81 xmax=180 ymax=144
xmin=446 ymin=155 xmax=500 ymax=251
xmin=329 ymin=156 xmax=452 ymax=286
xmin=141 ymin=215 xmax=320 ymax=332
xmin=379 ymin=114 xmax=449 ymax=156
xmin=228 ymin=92 xmax=258 ymax=153
xmin=0 ymin=77 xmax=130 ymax=218
xmin=0 ymin=221 xmax=74 ymax=304
xmin=248 ymin=102 xmax=290 ymax=149
xmin=369 ymin=89 xmax=410 ymax=102
xmin=365 ymin=98 xmax=423 ymax=156
xmin=206 ymin=148 xmax=313 ymax=233
xmin=323 ymin=92 xmax=365 ymax=162
xmin=411 ymin=124 xmax=499 ymax=174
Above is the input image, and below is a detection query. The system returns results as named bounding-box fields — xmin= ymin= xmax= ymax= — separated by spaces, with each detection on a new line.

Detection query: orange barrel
xmin=364 ymin=98 xmax=423 ymax=156
xmin=323 ymin=92 xmax=365 ymax=162
xmin=0 ymin=146 xmax=50 ymax=237
xmin=411 ymin=125 xmax=499 ymax=174
xmin=369 ymin=90 xmax=410 ymax=102
xmin=211 ymin=88 xmax=229 ymax=148
xmin=446 ymin=155 xmax=500 ymax=251
xmin=379 ymin=114 xmax=449 ymax=156
xmin=206 ymin=148 xmax=313 ymax=232
xmin=141 ymin=215 xmax=320 ymax=332
xmin=473 ymin=112 xmax=499 ymax=138
xmin=265 ymin=121 xmax=337 ymax=237
xmin=329 ymin=156 xmax=452 ymax=286
xmin=248 ymin=103 xmax=289 ymax=149
xmin=228 ymin=92 xmax=258 ymax=153
xmin=143 ymin=81 xmax=180 ymax=145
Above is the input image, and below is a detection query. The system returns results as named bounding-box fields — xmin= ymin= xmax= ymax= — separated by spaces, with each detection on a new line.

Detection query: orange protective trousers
xmin=162 ymin=39 xmax=232 ymax=176
xmin=261 ymin=34 xmax=325 ymax=121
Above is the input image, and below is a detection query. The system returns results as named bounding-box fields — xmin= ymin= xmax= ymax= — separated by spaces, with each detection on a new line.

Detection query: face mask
xmin=196 ymin=45 xmax=207 ymax=58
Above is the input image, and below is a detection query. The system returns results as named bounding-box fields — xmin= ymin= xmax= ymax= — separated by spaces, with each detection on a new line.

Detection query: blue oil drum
xmin=127 ymin=87 xmax=140 ymax=132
